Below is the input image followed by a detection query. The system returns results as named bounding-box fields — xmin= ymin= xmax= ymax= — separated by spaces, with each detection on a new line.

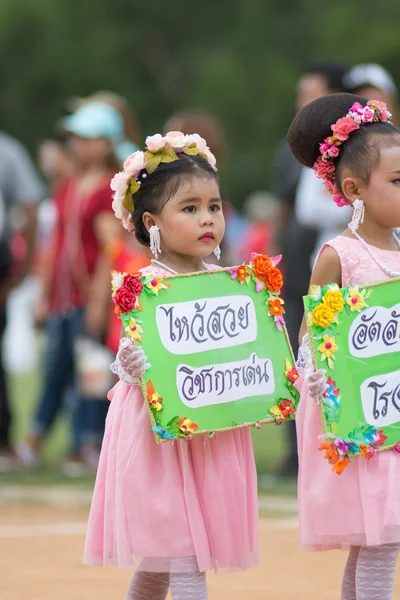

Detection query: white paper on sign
xmin=156 ymin=295 xmax=257 ymax=355
xmin=176 ymin=353 xmax=275 ymax=408
xmin=349 ymin=304 xmax=400 ymax=359
xmin=360 ymin=368 xmax=400 ymax=428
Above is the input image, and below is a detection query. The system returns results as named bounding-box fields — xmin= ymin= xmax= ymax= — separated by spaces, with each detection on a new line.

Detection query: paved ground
xmin=0 ymin=495 xmax=399 ymax=600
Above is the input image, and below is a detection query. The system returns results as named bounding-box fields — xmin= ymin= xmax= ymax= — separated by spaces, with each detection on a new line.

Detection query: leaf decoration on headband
xmin=313 ymin=100 xmax=392 ymax=208
xmin=110 ymin=131 xmax=218 ymax=231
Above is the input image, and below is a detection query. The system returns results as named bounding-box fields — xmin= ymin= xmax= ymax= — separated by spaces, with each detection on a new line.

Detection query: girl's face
xmin=153 ymin=176 xmax=225 ymax=258
xmin=67 ymin=135 xmax=112 ymax=167
xmin=360 ymin=145 xmax=400 ymax=228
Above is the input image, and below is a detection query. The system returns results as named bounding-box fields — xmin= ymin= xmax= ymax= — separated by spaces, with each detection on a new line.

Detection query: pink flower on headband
xmin=313 ymin=99 xmax=392 ymax=209
xmin=368 ymin=100 xmax=391 ymax=121
xmin=360 ymin=107 xmax=375 ymax=123
xmin=327 ymin=145 xmax=339 ymax=158
xmin=314 ymin=157 xmax=336 ymax=179
xmin=333 ymin=194 xmax=349 ymax=208
xmin=323 ymin=179 xmax=337 ymax=194
xmin=331 ymin=117 xmax=359 ymax=141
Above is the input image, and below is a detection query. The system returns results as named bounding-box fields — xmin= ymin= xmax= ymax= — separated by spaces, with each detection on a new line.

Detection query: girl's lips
xmin=199 ymin=232 xmax=215 ymax=241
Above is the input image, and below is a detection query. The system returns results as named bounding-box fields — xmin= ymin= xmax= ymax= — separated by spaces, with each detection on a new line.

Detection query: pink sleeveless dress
xmin=297 ymin=235 xmax=400 ymax=551
xmin=83 ymin=264 xmax=259 ymax=572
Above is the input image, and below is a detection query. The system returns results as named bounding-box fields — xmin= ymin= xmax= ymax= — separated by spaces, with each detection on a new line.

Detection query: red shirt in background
xmin=49 ymin=176 xmax=114 ymax=314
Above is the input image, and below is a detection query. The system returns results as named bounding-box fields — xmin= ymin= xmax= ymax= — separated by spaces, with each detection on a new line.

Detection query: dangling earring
xmin=149 ymin=225 xmax=161 ymax=258
xmin=349 ymin=199 xmax=365 ymax=233
xmin=213 ymin=245 xmax=221 ymax=261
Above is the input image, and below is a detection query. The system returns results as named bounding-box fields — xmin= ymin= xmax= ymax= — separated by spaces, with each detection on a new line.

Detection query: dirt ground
xmin=0 ymin=504 xmax=399 ymax=600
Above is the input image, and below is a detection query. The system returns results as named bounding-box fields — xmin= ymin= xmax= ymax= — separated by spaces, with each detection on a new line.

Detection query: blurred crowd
xmin=0 ymin=61 xmax=398 ymax=475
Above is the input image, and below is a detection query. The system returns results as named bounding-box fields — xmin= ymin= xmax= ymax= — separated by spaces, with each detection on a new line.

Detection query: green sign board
xmin=112 ymin=257 xmax=298 ymax=443
xmin=304 ymin=279 xmax=400 ymax=472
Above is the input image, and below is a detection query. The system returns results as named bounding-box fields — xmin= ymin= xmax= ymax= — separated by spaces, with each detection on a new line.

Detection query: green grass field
xmin=1 ymin=367 xmax=296 ymax=494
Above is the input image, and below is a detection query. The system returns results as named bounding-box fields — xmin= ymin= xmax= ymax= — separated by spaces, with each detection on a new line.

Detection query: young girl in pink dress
xmin=83 ymin=132 xmax=259 ymax=599
xmin=287 ymin=93 xmax=400 ymax=599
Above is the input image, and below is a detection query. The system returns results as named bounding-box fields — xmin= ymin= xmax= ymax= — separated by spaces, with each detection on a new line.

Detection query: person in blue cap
xmin=19 ymin=99 xmax=136 ymax=474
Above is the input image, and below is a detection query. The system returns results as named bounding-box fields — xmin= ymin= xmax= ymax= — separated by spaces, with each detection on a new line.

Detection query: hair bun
xmin=287 ymin=93 xmax=367 ymax=168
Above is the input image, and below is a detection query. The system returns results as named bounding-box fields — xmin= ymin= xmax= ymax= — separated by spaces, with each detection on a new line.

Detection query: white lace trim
xmin=110 ymin=356 xmax=139 ymax=385
xmin=295 ymin=333 xmax=314 ymax=379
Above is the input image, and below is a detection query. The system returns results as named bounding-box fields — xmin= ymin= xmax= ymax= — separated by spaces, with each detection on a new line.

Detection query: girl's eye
xmin=183 ymin=205 xmax=196 ymax=213
xmin=210 ymin=204 xmax=221 ymax=212
xmin=393 ymin=179 xmax=400 ymax=184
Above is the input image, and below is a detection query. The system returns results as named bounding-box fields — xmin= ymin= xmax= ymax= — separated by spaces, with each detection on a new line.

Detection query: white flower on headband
xmin=123 ymin=151 xmax=146 ymax=178
xmin=165 ymin=131 xmax=188 ymax=150
xmin=110 ymin=131 xmax=218 ymax=229
xmin=146 ymin=134 xmax=165 ymax=153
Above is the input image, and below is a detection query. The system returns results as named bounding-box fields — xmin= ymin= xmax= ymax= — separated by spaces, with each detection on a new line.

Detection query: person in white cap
xmin=343 ymin=63 xmax=398 ymax=122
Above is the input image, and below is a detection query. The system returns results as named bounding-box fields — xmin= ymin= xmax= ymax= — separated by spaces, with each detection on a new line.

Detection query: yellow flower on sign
xmin=318 ymin=335 xmax=338 ymax=359
xmin=147 ymin=381 xmax=163 ymax=412
xmin=312 ymin=303 xmax=335 ymax=329
xmin=149 ymin=393 xmax=163 ymax=412
xmin=346 ymin=287 xmax=367 ymax=312
xmin=178 ymin=417 xmax=199 ymax=434
xmin=318 ymin=335 xmax=338 ymax=369
xmin=323 ymin=289 xmax=344 ymax=314
xmin=126 ymin=318 xmax=143 ymax=343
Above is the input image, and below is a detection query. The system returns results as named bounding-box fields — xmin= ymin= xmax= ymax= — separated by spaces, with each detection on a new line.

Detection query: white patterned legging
xmin=341 ymin=544 xmax=400 ymax=600
xmin=126 ymin=570 xmax=208 ymax=600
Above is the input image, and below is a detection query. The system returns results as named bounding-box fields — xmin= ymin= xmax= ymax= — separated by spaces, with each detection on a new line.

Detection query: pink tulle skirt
xmin=296 ymin=378 xmax=400 ymax=551
xmin=83 ymin=381 xmax=259 ymax=572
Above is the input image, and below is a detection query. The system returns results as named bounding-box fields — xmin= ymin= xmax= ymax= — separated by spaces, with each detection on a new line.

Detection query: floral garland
xmin=307 ymin=283 xmax=371 ymax=369
xmin=228 ymin=253 xmax=285 ymax=330
xmin=110 ymin=131 xmax=217 ymax=231
xmin=313 ymin=100 xmax=391 ymax=208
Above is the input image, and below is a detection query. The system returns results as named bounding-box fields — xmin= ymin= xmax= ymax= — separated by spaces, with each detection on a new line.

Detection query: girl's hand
xmin=111 ymin=337 xmax=150 ymax=384
xmin=306 ymin=369 xmax=328 ymax=400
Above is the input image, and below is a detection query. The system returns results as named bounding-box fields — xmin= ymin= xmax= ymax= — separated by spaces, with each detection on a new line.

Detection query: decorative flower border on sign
xmin=228 ymin=253 xmax=285 ymax=330
xmin=305 ymin=280 xmax=400 ymax=473
xmin=111 ymin=254 xmax=297 ymax=442
xmin=307 ymin=283 xmax=371 ymax=369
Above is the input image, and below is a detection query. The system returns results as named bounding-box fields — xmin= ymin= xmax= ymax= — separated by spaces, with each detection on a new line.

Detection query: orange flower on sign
xmin=265 ymin=267 xmax=283 ymax=293
xmin=237 ymin=265 xmax=250 ymax=283
xmin=359 ymin=444 xmax=376 ymax=459
xmin=268 ymin=298 xmax=285 ymax=316
xmin=332 ymin=457 xmax=349 ymax=474
xmin=253 ymin=254 xmax=272 ymax=281
xmin=318 ymin=440 xmax=339 ymax=465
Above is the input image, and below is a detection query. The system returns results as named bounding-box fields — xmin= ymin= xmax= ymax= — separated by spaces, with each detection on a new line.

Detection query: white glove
xmin=306 ymin=369 xmax=328 ymax=400
xmin=110 ymin=337 xmax=150 ymax=384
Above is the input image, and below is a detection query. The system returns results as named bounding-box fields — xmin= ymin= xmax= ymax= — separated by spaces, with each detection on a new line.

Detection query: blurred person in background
xmin=0 ymin=132 xmax=44 ymax=470
xmin=273 ymin=62 xmax=347 ymax=477
xmin=238 ymin=191 xmax=279 ymax=260
xmin=38 ymin=90 xmax=141 ymax=190
xmin=164 ymin=109 xmax=246 ymax=265
xmin=343 ymin=63 xmax=399 ymax=122
xmin=18 ymin=100 xmax=133 ymax=473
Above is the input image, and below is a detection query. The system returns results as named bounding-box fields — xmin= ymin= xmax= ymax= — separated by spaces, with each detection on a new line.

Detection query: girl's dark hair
xmin=132 ymin=153 xmax=219 ymax=247
xmin=287 ymin=92 xmax=400 ymax=194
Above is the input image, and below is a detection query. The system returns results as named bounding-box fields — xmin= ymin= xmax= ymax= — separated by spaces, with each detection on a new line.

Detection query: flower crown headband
xmin=313 ymin=100 xmax=392 ymax=208
xmin=110 ymin=131 xmax=217 ymax=231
